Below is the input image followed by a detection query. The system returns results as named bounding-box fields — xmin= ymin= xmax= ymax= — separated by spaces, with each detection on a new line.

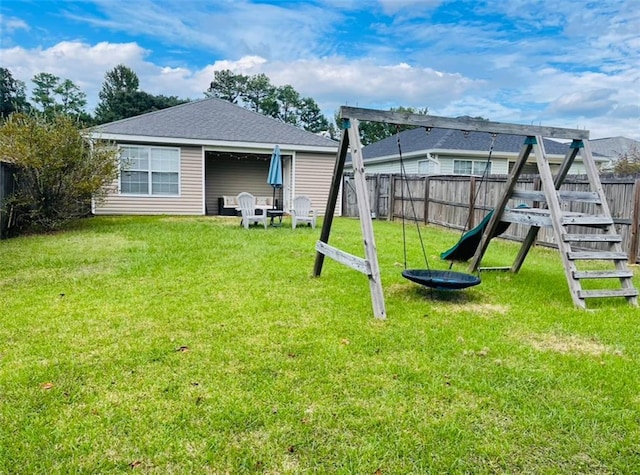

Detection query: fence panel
xmin=342 ymin=173 xmax=640 ymax=263
xmin=0 ymin=162 xmax=17 ymax=239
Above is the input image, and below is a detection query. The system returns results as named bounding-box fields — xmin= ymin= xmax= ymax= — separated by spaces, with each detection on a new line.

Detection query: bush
xmin=613 ymin=144 xmax=640 ymax=175
xmin=0 ymin=113 xmax=118 ymax=233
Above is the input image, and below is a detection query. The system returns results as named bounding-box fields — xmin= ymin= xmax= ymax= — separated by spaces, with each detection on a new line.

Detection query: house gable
xmin=91 ymin=97 xmax=337 ymax=150
xmin=357 ymin=127 xmax=605 ymax=175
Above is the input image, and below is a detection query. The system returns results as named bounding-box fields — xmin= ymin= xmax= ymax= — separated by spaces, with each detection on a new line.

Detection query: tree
xmin=30 ymin=72 xmax=88 ymax=121
xmin=0 ymin=68 xmax=30 ymax=118
xmin=242 ymin=73 xmax=274 ymax=113
xmin=95 ymin=65 xmax=140 ymax=123
xmin=98 ymin=64 xmax=139 ymax=103
xmin=275 ymin=85 xmax=300 ymax=125
xmin=0 ymin=113 xmax=119 ymax=233
xmin=205 ymin=69 xmax=332 ymax=134
xmin=205 ymin=69 xmax=246 ymax=103
xmin=31 ymin=72 xmax=59 ymax=116
xmin=357 ymin=106 xmax=429 ymax=145
xmin=298 ymin=97 xmax=329 ymax=133
xmin=54 ymin=78 xmax=87 ymax=116
xmin=613 ymin=145 xmax=640 ymax=175
xmin=95 ymin=65 xmax=188 ymax=124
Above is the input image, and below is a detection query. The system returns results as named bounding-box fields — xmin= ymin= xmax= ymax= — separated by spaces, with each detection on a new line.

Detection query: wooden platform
xmin=470 ymin=136 xmax=637 ymax=309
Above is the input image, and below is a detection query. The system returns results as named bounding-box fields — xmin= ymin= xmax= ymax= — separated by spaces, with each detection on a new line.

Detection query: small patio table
xmin=267 ymin=209 xmax=284 ymax=227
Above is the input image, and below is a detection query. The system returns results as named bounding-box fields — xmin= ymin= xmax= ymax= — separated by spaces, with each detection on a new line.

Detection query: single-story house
xmin=354 ymin=126 xmax=607 ymax=175
xmin=90 ymin=97 xmax=340 ymax=216
xmin=588 ymin=136 xmax=640 ymax=170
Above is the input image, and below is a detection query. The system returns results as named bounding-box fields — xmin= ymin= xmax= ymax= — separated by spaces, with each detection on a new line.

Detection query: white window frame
xmin=453 ymin=159 xmax=492 ymax=175
xmin=119 ymin=145 xmax=181 ymax=196
xmin=417 ymin=158 xmax=440 ymax=175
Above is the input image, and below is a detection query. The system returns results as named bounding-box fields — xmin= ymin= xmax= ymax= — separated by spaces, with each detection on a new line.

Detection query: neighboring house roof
xmin=361 ymin=127 xmax=573 ymax=161
xmin=589 ymin=137 xmax=640 ymax=158
xmin=91 ymin=97 xmax=338 ymax=150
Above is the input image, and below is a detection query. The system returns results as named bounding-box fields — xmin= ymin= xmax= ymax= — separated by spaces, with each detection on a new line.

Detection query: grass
xmin=1 ymin=215 xmax=639 ymax=474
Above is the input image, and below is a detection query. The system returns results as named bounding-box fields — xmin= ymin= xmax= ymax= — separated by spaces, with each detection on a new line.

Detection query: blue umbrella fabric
xmin=267 ymin=145 xmax=283 ymax=208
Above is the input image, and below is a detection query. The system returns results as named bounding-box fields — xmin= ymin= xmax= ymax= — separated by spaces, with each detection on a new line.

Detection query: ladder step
xmin=563 ymin=234 xmax=622 ymax=243
xmin=578 ymin=288 xmax=639 ymax=299
xmin=573 ymin=270 xmax=634 ymax=279
xmin=568 ymin=251 xmax=628 ymax=260
xmin=561 ymin=215 xmax=613 ymax=226
xmin=511 ymin=190 xmax=601 ymax=203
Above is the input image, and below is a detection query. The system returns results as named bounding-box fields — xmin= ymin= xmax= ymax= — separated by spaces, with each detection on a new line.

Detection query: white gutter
xmin=89 ymin=132 xmax=338 ymax=154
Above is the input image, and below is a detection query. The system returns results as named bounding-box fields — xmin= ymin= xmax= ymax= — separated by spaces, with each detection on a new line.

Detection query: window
xmin=453 ymin=160 xmax=491 ymax=175
xmin=120 ymin=146 xmax=180 ymax=195
xmin=418 ymin=159 xmax=440 ymax=174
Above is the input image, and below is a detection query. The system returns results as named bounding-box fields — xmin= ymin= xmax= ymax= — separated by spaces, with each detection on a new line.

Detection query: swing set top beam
xmin=339 ymin=106 xmax=590 ymax=141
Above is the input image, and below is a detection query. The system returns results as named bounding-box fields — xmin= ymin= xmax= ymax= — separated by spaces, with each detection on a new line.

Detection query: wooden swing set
xmin=313 ymin=106 xmax=638 ymax=319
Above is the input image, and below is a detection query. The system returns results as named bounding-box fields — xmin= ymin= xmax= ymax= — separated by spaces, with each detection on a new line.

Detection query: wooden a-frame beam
xmin=313 ymin=128 xmax=350 ymax=277
xmin=340 ymin=106 xmax=590 ymax=140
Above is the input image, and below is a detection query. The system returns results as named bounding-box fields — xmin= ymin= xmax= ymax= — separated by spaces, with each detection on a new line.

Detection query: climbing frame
xmin=314 ymin=106 xmax=637 ymax=318
xmin=470 ymin=136 xmax=638 ymax=308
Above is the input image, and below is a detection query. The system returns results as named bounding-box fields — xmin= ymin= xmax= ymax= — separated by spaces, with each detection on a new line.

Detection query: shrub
xmin=613 ymin=144 xmax=640 ymax=175
xmin=0 ymin=113 xmax=118 ymax=233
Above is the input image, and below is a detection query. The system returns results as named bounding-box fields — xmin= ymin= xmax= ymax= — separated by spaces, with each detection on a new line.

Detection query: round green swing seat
xmin=401 ymin=269 xmax=481 ymax=290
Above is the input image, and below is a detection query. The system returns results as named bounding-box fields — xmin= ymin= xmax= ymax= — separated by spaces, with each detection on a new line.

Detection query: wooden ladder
xmin=471 ymin=135 xmax=638 ymax=309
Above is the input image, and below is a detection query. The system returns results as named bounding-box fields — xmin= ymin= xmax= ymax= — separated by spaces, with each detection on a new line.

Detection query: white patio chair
xmin=291 ymin=195 xmax=316 ymax=229
xmin=236 ymin=192 xmax=267 ymax=229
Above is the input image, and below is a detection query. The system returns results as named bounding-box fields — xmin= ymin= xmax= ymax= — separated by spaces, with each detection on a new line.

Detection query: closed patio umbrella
xmin=267 ymin=145 xmax=282 ymax=209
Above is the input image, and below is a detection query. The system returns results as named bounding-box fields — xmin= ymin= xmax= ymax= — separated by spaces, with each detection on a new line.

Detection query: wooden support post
xmin=470 ymin=139 xmax=534 ymax=272
xmin=314 ymin=127 xmax=350 ymax=277
xmin=534 ymin=135 xmax=586 ymax=309
xmin=347 ymin=120 xmax=386 ymax=319
xmin=630 ymin=178 xmax=640 ymax=264
xmin=512 ymin=141 xmax=580 ymax=272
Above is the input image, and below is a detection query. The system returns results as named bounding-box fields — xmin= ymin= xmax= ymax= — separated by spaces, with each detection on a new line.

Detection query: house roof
xmin=91 ymin=97 xmax=338 ymax=149
xmin=362 ymin=127 xmax=573 ymax=160
xmin=588 ymin=137 xmax=640 ymax=158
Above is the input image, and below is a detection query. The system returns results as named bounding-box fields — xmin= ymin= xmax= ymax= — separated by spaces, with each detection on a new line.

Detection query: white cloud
xmin=0 ymin=14 xmax=29 ymax=33
xmin=1 ymin=41 xmax=151 ymax=110
xmin=62 ymin=0 xmax=342 ymax=61
xmin=1 ymin=0 xmax=638 ymax=140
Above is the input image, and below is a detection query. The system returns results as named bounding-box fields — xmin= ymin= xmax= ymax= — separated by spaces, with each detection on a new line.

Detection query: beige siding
xmin=95 ymin=146 xmax=203 ymax=215
xmin=361 ymin=162 xmax=403 ymax=174
xmin=437 ymin=156 xmax=510 ymax=175
xmin=205 ymin=155 xmax=282 ymax=214
xmin=294 ymin=152 xmax=340 ymax=216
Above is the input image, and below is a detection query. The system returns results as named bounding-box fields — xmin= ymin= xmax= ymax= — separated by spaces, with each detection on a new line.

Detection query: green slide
xmin=441 ymin=205 xmax=527 ymax=262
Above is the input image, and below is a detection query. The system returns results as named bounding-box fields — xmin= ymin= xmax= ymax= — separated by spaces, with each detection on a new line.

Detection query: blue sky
xmin=1 ymin=0 xmax=639 ymax=139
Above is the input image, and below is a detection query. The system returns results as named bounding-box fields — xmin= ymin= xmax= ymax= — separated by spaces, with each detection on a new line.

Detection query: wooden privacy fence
xmin=342 ymin=173 xmax=640 ymax=263
xmin=0 ymin=162 xmax=18 ymax=240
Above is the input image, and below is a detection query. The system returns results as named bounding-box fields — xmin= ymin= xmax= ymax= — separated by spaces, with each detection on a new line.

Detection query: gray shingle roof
xmin=362 ymin=127 xmax=571 ymax=159
xmin=92 ymin=97 xmax=337 ymax=148
xmin=589 ymin=137 xmax=639 ymax=158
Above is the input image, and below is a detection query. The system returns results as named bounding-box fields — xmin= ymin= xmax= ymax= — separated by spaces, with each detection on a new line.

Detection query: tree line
xmin=1 ymin=65 xmax=333 ymax=134
xmin=1 ymin=64 xmax=430 ymax=144
xmin=0 ymin=65 xmax=187 ymax=126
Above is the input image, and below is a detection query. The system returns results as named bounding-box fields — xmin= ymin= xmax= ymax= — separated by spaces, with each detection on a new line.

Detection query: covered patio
xmin=204 ymin=150 xmax=291 ymax=215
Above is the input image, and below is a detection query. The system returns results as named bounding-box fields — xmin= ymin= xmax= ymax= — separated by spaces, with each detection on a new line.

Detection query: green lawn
xmin=1 ymin=215 xmax=638 ymax=474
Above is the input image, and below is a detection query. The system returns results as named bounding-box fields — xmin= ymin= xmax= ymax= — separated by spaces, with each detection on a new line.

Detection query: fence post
xmin=424 ymin=176 xmax=430 ymax=224
xmin=372 ymin=174 xmax=379 ymax=218
xmin=630 ymin=178 xmax=640 ymax=264
xmin=468 ymin=175 xmax=476 ymax=229
xmin=389 ymin=174 xmax=396 ymax=221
